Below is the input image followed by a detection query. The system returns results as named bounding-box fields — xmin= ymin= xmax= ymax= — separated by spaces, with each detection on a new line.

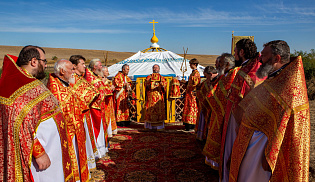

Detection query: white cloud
xmin=0 ymin=3 xmax=314 ymax=33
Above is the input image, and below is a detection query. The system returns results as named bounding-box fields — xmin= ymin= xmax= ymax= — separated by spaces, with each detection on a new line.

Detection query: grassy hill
xmin=0 ymin=45 xmax=218 ymax=69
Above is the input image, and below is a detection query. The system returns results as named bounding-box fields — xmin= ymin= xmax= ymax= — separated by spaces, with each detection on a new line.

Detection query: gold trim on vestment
xmin=29 ymin=110 xmax=62 ymax=167
xmin=14 ymin=90 xmax=51 ymax=182
xmin=213 ymin=92 xmax=225 ymax=118
xmin=230 ymin=83 xmax=241 ymax=90
xmin=91 ymin=77 xmax=102 ymax=86
xmin=264 ymin=84 xmax=290 ymax=112
xmin=0 ymin=80 xmax=42 ymax=105
xmin=40 ymin=106 xmax=60 ymax=121
xmin=292 ymin=102 xmax=309 ymax=114
xmin=238 ymin=70 xmax=255 ymax=88
xmin=182 ymin=114 xmax=198 ymax=118
xmin=218 ymin=80 xmax=227 ymax=97
xmin=5 ymin=54 xmax=34 ymax=79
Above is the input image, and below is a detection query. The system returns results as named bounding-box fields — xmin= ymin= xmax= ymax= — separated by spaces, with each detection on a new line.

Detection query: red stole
xmin=169 ymin=77 xmax=181 ymax=99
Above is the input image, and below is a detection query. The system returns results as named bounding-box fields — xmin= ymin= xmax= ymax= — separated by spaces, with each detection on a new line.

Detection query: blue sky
xmin=0 ymin=0 xmax=314 ymax=55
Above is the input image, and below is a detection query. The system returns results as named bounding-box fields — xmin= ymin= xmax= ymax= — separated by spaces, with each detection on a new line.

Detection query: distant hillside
xmin=0 ymin=45 xmax=218 ymax=69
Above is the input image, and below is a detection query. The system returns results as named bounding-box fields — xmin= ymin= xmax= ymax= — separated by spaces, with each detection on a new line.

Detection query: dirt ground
xmin=309 ymin=100 xmax=315 ymax=181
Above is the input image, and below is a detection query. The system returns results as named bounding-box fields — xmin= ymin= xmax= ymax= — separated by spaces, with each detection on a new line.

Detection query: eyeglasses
xmin=37 ymin=58 xmax=47 ymax=64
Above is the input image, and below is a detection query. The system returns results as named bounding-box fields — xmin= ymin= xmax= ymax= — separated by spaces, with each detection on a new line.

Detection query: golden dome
xmin=151 ymin=33 xmax=159 ymax=43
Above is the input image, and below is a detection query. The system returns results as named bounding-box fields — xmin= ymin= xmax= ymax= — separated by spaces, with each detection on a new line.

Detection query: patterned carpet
xmin=89 ymin=123 xmax=219 ymax=182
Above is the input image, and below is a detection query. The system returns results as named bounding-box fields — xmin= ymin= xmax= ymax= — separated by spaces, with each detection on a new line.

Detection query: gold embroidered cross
xmin=63 ymin=140 xmax=67 ymax=148
xmin=66 ymin=162 xmax=70 ymax=170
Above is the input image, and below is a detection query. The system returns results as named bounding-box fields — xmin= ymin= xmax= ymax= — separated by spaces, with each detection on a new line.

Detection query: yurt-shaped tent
xmin=108 ymin=20 xmax=205 ymax=80
xmin=108 ymin=50 xmax=205 ymax=80
xmin=108 ymin=20 xmax=205 ymax=123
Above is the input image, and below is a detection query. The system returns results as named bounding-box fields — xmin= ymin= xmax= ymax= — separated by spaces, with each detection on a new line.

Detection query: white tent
xmin=108 ymin=50 xmax=205 ymax=80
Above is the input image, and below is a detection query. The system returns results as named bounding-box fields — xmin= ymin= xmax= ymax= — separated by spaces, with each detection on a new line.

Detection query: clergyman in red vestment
xmin=202 ymin=53 xmax=239 ymax=170
xmin=102 ymin=66 xmax=118 ymax=136
xmin=85 ymin=59 xmax=111 ymax=158
xmin=144 ymin=64 xmax=168 ymax=130
xmin=113 ymin=64 xmax=133 ymax=127
xmin=0 ymin=46 xmax=73 ymax=182
xmin=220 ymin=39 xmax=265 ymax=181
xmin=47 ymin=59 xmax=89 ymax=182
xmin=229 ymin=40 xmax=310 ymax=182
xmin=69 ymin=55 xmax=99 ymax=171
xmin=195 ymin=65 xmax=218 ymax=141
xmin=182 ymin=58 xmax=201 ymax=131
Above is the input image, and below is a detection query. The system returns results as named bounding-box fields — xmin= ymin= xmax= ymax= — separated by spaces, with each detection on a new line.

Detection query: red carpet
xmin=92 ymin=124 xmax=219 ymax=181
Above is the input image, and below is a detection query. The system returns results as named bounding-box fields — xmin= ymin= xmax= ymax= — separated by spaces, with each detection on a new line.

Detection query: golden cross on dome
xmin=149 ymin=20 xmax=158 ymax=33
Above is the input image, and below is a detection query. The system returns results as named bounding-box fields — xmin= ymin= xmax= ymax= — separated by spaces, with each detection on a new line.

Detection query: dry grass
xmin=0 ymin=45 xmax=218 ymax=68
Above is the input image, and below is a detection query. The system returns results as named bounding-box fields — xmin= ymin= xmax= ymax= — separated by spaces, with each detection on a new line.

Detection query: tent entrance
xmin=135 ymin=76 xmax=176 ymax=123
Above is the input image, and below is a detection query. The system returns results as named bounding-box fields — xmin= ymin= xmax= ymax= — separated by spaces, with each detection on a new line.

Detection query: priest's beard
xmin=217 ymin=67 xmax=226 ymax=76
xmin=66 ymin=73 xmax=75 ymax=85
xmin=153 ymin=70 xmax=159 ymax=73
xmin=256 ymin=58 xmax=274 ymax=79
xmin=35 ymin=63 xmax=46 ymax=80
xmin=94 ymin=69 xmax=104 ymax=77
xmin=235 ymin=52 xmax=242 ymax=67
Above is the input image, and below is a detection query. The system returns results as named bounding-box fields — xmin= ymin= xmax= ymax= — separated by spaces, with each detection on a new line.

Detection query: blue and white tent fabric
xmin=108 ymin=51 xmax=205 ymax=80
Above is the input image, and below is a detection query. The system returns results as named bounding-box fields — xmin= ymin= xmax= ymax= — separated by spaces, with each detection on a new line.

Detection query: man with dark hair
xmin=256 ymin=40 xmax=291 ymax=79
xmin=69 ymin=55 xmax=86 ymax=76
xmin=0 ymin=46 xmax=73 ymax=182
xmin=182 ymin=58 xmax=201 ymax=131
xmin=228 ymin=40 xmax=310 ymax=181
xmin=220 ymin=39 xmax=265 ymax=181
xmin=16 ymin=45 xmax=47 ymax=79
xmin=203 ymin=53 xmax=239 ymax=170
xmin=69 ymin=55 xmax=100 ymax=172
xmin=16 ymin=45 xmax=45 ymax=65
xmin=234 ymin=39 xmax=257 ymax=67
xmin=113 ymin=64 xmax=133 ymax=127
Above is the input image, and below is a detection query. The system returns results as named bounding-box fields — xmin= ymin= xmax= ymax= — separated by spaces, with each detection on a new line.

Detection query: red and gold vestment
xmin=103 ymin=79 xmax=117 ymax=132
xmin=202 ymin=67 xmax=240 ymax=167
xmin=0 ymin=55 xmax=73 ymax=182
xmin=144 ymin=73 xmax=168 ymax=125
xmin=219 ymin=57 xmax=265 ymax=178
xmin=169 ymin=77 xmax=181 ymax=99
xmin=196 ymin=75 xmax=223 ymax=136
xmin=182 ymin=69 xmax=201 ymax=124
xmin=84 ymin=68 xmax=111 ymax=143
xmin=195 ymin=80 xmax=213 ymax=139
xmin=47 ymin=74 xmax=89 ymax=182
xmin=229 ymin=56 xmax=310 ymax=182
xmin=113 ymin=71 xmax=133 ymax=122
xmin=71 ymin=73 xmax=99 ymax=153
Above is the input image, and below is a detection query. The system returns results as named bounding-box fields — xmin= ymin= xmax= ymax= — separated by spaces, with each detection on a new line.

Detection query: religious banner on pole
xmin=231 ymin=31 xmax=254 ymax=55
